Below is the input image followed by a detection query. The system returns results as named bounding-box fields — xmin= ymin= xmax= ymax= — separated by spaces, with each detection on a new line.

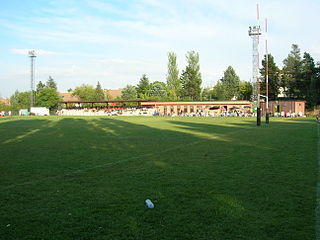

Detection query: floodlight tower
xmin=265 ymin=18 xmax=270 ymax=124
xmin=28 ymin=50 xmax=36 ymax=108
xmin=248 ymin=4 xmax=261 ymax=126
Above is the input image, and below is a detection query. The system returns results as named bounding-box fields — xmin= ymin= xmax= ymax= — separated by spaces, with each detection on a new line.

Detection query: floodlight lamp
xmin=28 ymin=50 xmax=36 ymax=57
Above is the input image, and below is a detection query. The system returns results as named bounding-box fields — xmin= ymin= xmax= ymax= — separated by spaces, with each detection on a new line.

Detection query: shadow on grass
xmin=0 ymin=116 xmax=317 ymax=240
xmin=0 ymin=118 xmax=51 ymax=145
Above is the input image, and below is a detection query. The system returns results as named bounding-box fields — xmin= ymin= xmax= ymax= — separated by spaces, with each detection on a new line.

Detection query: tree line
xmin=7 ymin=76 xmax=61 ymax=112
xmin=121 ymin=51 xmax=202 ymax=101
xmin=121 ymin=44 xmax=320 ymax=110
xmin=261 ymin=44 xmax=320 ymax=109
xmin=7 ymin=79 xmax=108 ymax=111
xmin=209 ymin=44 xmax=320 ymax=109
xmin=3 ymin=44 xmax=320 ymax=112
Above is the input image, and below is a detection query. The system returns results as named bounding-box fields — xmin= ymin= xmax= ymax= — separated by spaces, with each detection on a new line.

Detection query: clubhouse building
xmin=140 ymin=100 xmax=252 ymax=115
xmin=59 ymin=92 xmax=306 ymax=116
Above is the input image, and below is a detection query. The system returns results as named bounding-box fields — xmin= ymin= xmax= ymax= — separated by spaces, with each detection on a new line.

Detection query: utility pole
xmin=28 ymin=50 xmax=36 ymax=108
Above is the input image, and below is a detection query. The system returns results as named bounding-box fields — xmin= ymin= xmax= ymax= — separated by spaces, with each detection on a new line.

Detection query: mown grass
xmin=0 ymin=116 xmax=318 ymax=240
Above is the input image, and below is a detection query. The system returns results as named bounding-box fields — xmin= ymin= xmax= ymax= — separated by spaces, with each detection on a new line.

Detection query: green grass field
xmin=0 ymin=116 xmax=318 ymax=240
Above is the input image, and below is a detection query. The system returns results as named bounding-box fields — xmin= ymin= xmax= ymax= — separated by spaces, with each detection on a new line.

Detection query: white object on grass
xmin=145 ymin=199 xmax=154 ymax=208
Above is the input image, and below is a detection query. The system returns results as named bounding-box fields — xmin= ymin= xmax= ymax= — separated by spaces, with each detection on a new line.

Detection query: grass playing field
xmin=0 ymin=116 xmax=318 ymax=240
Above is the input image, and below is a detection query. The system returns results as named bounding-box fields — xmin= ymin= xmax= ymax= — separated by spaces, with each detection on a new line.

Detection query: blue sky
xmin=1 ymin=0 xmax=319 ymax=97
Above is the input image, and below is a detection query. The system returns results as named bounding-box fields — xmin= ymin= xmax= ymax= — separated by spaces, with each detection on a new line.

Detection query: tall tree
xmin=36 ymin=81 xmax=46 ymax=92
xmin=180 ymin=51 xmax=202 ymax=100
xmin=281 ymin=44 xmax=302 ymax=98
xmin=35 ymin=78 xmax=61 ymax=109
xmin=301 ymin=52 xmax=317 ymax=108
xmin=136 ymin=74 xmax=150 ymax=99
xmin=46 ymin=76 xmax=57 ymax=90
xmin=166 ymin=52 xmax=180 ymax=100
xmin=72 ymin=84 xmax=96 ymax=101
xmin=95 ymin=81 xmax=105 ymax=101
xmin=260 ymin=54 xmax=281 ymax=100
xmin=220 ymin=66 xmax=240 ymax=100
xmin=36 ymin=88 xmax=61 ymax=110
xmin=149 ymin=81 xmax=167 ymax=99
xmin=121 ymin=85 xmax=137 ymax=100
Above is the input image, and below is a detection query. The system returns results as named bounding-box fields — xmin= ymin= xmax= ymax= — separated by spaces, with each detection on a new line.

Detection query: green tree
xmin=121 ymin=85 xmax=137 ymax=100
xmin=36 ymin=81 xmax=46 ymax=92
xmin=316 ymin=63 xmax=320 ymax=105
xmin=72 ymin=84 xmax=96 ymax=101
xmin=149 ymin=81 xmax=167 ymax=99
xmin=95 ymin=81 xmax=105 ymax=101
xmin=46 ymin=76 xmax=57 ymax=90
xmin=238 ymin=81 xmax=253 ymax=100
xmin=0 ymin=101 xmax=10 ymax=112
xmin=166 ymin=52 xmax=180 ymax=100
xmin=281 ymin=44 xmax=302 ymax=98
xmin=180 ymin=51 xmax=202 ymax=100
xmin=220 ymin=66 xmax=240 ymax=100
xmin=260 ymin=54 xmax=281 ymax=100
xmin=36 ymin=88 xmax=61 ymax=110
xmin=300 ymin=52 xmax=317 ymax=108
xmin=10 ymin=90 xmax=30 ymax=110
xmin=201 ymin=87 xmax=214 ymax=100
xmin=136 ymin=74 xmax=150 ymax=99
xmin=34 ymin=77 xmax=61 ymax=110
xmin=211 ymin=81 xmax=226 ymax=100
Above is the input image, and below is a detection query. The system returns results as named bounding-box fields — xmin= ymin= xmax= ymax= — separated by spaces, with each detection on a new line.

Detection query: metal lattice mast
xmin=248 ymin=4 xmax=261 ymax=108
xmin=248 ymin=4 xmax=262 ymax=126
xmin=28 ymin=50 xmax=36 ymax=107
xmin=248 ymin=11 xmax=261 ymax=107
xmin=248 ymin=26 xmax=260 ymax=105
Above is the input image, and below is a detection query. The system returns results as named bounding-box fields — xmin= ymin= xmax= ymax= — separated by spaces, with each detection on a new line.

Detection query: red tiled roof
xmin=0 ymin=98 xmax=10 ymax=105
xmin=59 ymin=93 xmax=80 ymax=101
xmin=59 ymin=90 xmax=122 ymax=101
xmin=105 ymin=89 xmax=122 ymax=99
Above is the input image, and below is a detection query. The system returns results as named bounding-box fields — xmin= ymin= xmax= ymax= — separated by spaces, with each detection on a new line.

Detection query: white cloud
xmin=1 ymin=0 xmax=320 ymax=97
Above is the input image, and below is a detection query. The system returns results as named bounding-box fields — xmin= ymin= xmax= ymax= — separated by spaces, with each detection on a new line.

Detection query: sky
xmin=0 ymin=0 xmax=319 ymax=98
